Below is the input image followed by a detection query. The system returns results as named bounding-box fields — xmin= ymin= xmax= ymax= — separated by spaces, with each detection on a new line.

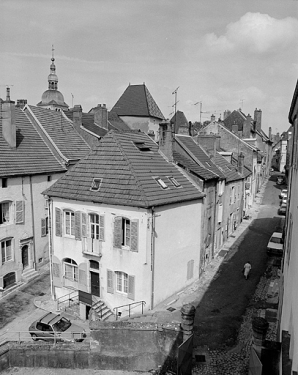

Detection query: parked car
xmin=276 ymin=176 xmax=285 ymax=185
xmin=280 ymin=197 xmax=287 ymax=206
xmin=278 ymin=205 xmax=287 ymax=216
xmin=29 ymin=312 xmax=86 ymax=342
xmin=279 ymin=189 xmax=288 ymax=199
xmin=267 ymin=232 xmax=283 ymax=256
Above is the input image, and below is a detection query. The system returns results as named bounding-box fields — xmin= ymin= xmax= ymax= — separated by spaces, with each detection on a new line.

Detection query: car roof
xmin=39 ymin=312 xmax=60 ymax=325
xmin=271 ymin=232 xmax=282 ymax=238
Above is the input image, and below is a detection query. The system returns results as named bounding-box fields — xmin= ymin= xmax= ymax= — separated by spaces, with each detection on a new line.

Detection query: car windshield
xmin=271 ymin=237 xmax=282 ymax=244
xmin=52 ymin=317 xmax=71 ymax=332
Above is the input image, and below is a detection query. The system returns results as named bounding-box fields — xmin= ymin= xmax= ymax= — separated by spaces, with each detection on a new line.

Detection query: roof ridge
xmin=218 ymin=123 xmax=257 ymax=151
xmin=111 ymin=132 xmax=150 ymax=207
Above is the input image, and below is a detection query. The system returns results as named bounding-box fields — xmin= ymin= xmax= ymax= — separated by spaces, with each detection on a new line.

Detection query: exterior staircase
xmin=91 ymin=297 xmax=114 ymax=321
xmin=21 ymin=267 xmax=40 ymax=282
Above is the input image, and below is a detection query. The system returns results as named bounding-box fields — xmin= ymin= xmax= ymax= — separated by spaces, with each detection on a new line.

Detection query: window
xmin=115 ymin=271 xmax=128 ymax=293
xmin=134 ymin=142 xmax=152 ymax=152
xmin=154 ymin=177 xmax=168 ymax=189
xmin=90 ymin=260 xmax=99 ymax=270
xmin=64 ymin=258 xmax=78 ymax=282
xmin=2 ymin=178 xmax=7 ymax=188
xmin=168 ymin=176 xmax=181 ymax=188
xmin=0 ymin=202 xmax=10 ymax=225
xmin=90 ymin=178 xmax=102 ymax=192
xmin=89 ymin=214 xmax=104 ymax=240
xmin=65 ymin=211 xmax=75 ymax=236
xmin=1 ymin=238 xmax=12 ymax=264
xmin=47 ymin=175 xmax=52 ymax=182
xmin=230 ymin=186 xmax=235 ymax=204
xmin=3 ymin=272 xmax=16 ymax=289
xmin=41 ymin=217 xmax=49 ymax=237
xmin=15 ymin=201 xmax=25 ymax=224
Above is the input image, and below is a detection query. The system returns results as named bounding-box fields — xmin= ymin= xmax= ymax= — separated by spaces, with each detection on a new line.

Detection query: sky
xmin=0 ymin=0 xmax=297 ymax=135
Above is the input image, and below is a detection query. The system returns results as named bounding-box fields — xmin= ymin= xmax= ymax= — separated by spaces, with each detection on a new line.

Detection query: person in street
xmin=243 ymin=261 xmax=251 ymax=280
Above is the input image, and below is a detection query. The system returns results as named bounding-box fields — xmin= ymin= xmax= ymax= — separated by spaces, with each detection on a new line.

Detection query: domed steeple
xmin=37 ymin=45 xmax=69 ymax=110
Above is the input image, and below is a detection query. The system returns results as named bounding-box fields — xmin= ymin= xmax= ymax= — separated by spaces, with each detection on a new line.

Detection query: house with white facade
xmin=43 ymin=130 xmax=204 ymax=320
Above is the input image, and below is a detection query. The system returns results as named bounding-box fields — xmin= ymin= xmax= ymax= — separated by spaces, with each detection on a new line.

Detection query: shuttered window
xmin=65 ymin=211 xmax=75 ymax=236
xmin=82 ymin=213 xmax=87 ymax=237
xmin=55 ymin=208 xmax=62 ymax=237
xmin=107 ymin=269 xmax=114 ymax=293
xmin=0 ymin=201 xmax=11 ymax=225
xmin=89 ymin=214 xmax=105 ymax=241
xmin=128 ymin=275 xmax=135 ymax=300
xmin=75 ymin=211 xmax=82 ymax=240
xmin=64 ymin=258 xmax=78 ymax=281
xmin=218 ymin=204 xmax=223 ymax=223
xmin=41 ymin=218 xmax=47 ymax=237
xmin=115 ymin=271 xmax=128 ymax=293
xmin=15 ymin=201 xmax=25 ymax=224
xmin=130 ymin=220 xmax=138 ymax=252
xmin=113 ymin=216 xmax=138 ymax=251
xmin=1 ymin=238 xmax=12 ymax=264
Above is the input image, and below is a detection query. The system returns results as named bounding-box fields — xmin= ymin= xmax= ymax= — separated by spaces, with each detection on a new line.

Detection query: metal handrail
xmin=113 ymin=300 xmax=146 ymax=320
xmin=56 ymin=290 xmax=78 ymax=310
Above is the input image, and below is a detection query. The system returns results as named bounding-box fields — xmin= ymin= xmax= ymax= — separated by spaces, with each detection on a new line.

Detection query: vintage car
xmin=267 ymin=232 xmax=283 ymax=256
xmin=279 ymin=189 xmax=288 ymax=199
xmin=278 ymin=205 xmax=287 ymax=216
xmin=276 ymin=176 xmax=285 ymax=185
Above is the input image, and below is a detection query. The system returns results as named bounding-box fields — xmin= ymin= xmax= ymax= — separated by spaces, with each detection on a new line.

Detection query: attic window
xmin=90 ymin=178 xmax=102 ymax=191
xmin=168 ymin=176 xmax=181 ymax=188
xmin=206 ymin=162 xmax=211 ymax=167
xmin=154 ymin=177 xmax=168 ymax=189
xmin=134 ymin=142 xmax=152 ymax=152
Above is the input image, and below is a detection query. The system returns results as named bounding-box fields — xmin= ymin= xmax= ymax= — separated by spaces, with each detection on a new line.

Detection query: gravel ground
xmin=2 ymin=368 xmax=148 ymax=375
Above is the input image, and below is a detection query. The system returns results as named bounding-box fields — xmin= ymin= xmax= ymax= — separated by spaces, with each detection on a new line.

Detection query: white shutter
xmin=99 ymin=215 xmax=105 ymax=241
xmin=130 ymin=220 xmax=139 ymax=252
xmin=15 ymin=201 xmax=25 ymax=224
xmin=107 ymin=269 xmax=114 ymax=294
xmin=41 ymin=218 xmax=47 ymax=237
xmin=128 ymin=275 xmax=135 ymax=300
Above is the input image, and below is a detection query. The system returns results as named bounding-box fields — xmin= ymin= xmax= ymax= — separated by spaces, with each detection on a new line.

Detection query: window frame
xmin=115 ymin=271 xmax=128 ymax=294
xmin=2 ymin=178 xmax=7 ymax=188
xmin=64 ymin=210 xmax=75 ymax=237
xmin=0 ymin=201 xmax=11 ymax=225
xmin=1 ymin=238 xmax=13 ymax=264
xmin=63 ymin=258 xmax=78 ymax=282
xmin=89 ymin=213 xmax=104 ymax=241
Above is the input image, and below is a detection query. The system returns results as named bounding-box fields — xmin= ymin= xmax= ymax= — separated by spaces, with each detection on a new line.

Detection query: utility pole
xmin=71 ymin=93 xmax=74 ymax=108
xmin=172 ymin=86 xmax=179 ymax=133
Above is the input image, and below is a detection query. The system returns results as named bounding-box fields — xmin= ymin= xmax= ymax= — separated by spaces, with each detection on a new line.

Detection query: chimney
xmin=72 ymin=104 xmax=82 ymax=133
xmin=269 ymin=127 xmax=272 ymax=141
xmin=94 ymin=104 xmax=108 ymax=130
xmin=188 ymin=121 xmax=192 ymax=136
xmin=232 ymin=123 xmax=238 ymax=135
xmin=2 ymin=88 xmax=16 ymax=148
xmin=243 ymin=114 xmax=252 ymax=138
xmin=238 ymin=152 xmax=244 ymax=175
xmin=224 ymin=110 xmax=231 ymax=120
xmin=159 ymin=120 xmax=174 ymax=162
xmin=16 ymin=99 xmax=27 ymax=108
xmin=254 ymin=108 xmax=262 ymax=132
xmin=211 ymin=114 xmax=215 ymax=122
xmin=196 ymin=134 xmax=219 ymax=158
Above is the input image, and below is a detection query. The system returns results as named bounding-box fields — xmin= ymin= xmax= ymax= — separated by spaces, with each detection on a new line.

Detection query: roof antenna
xmin=172 ymin=86 xmax=179 ymax=134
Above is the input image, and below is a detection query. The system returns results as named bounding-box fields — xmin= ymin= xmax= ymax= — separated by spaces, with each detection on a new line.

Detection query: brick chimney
xmin=243 ymin=114 xmax=252 ymax=138
xmin=196 ymin=134 xmax=220 ymax=158
xmin=268 ymin=127 xmax=272 ymax=141
xmin=2 ymin=88 xmax=16 ymax=148
xmin=254 ymin=108 xmax=262 ymax=132
xmin=72 ymin=105 xmax=82 ymax=133
xmin=94 ymin=104 xmax=108 ymax=130
xmin=16 ymin=99 xmax=27 ymax=108
xmin=211 ymin=114 xmax=215 ymax=122
xmin=159 ymin=120 xmax=174 ymax=162
xmin=238 ymin=152 xmax=244 ymax=175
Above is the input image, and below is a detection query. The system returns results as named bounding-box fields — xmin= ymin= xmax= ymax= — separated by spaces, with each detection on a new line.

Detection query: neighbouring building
xmin=43 ymin=130 xmax=204 ymax=320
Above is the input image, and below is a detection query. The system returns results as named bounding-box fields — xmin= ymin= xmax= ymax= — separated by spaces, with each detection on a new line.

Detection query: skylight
xmin=168 ymin=176 xmax=181 ymax=188
xmin=90 ymin=178 xmax=102 ymax=191
xmin=154 ymin=177 xmax=168 ymax=189
xmin=134 ymin=141 xmax=152 ymax=152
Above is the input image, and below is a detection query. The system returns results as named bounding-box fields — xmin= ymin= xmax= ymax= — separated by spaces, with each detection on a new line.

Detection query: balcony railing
xmin=82 ymin=238 xmax=102 ymax=257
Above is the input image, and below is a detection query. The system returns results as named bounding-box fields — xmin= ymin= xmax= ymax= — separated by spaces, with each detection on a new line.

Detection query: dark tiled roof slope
xmin=111 ymin=84 xmax=165 ymax=120
xmin=223 ymin=110 xmax=246 ymax=131
xmin=44 ymin=131 xmax=204 ymax=208
xmin=231 ymin=156 xmax=252 ymax=178
xmin=0 ymin=107 xmax=65 ymax=177
xmin=27 ymin=105 xmax=90 ymax=160
xmin=171 ymin=110 xmax=189 ymax=133
xmin=173 ymin=150 xmax=218 ymax=181
xmin=108 ymin=111 xmax=131 ymax=131
xmin=175 ymin=135 xmax=225 ymax=179
xmin=213 ymin=153 xmax=243 ymax=182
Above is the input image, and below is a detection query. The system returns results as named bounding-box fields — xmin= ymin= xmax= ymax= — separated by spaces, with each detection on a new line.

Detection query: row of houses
xmin=0 ymin=55 xmax=273 ymax=320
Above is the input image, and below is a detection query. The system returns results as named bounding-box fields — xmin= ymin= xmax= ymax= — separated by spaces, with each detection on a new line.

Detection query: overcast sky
xmin=1 ymin=0 xmax=297 ymax=134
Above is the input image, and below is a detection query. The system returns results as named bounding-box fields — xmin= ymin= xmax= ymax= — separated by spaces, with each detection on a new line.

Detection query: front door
xmin=90 ymin=272 xmax=100 ymax=297
xmin=22 ymin=245 xmax=29 ymax=269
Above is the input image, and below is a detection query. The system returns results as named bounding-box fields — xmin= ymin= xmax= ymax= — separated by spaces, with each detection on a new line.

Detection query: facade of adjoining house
xmin=44 ymin=130 xmax=204 ymax=320
xmin=110 ymin=84 xmax=165 ymax=142
xmin=278 ymin=80 xmax=298 ymax=374
xmin=0 ymin=88 xmax=90 ymax=298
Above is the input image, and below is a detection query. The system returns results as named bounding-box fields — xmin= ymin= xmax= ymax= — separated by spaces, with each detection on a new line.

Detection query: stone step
xmin=21 ymin=268 xmax=39 ymax=282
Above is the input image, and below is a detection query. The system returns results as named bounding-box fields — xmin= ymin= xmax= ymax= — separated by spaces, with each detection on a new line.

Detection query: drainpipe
xmin=48 ymin=197 xmax=56 ymax=300
xmin=150 ymin=207 xmax=156 ymax=310
xmin=212 ymin=182 xmax=218 ymax=258
xmin=29 ymin=176 xmax=37 ymax=270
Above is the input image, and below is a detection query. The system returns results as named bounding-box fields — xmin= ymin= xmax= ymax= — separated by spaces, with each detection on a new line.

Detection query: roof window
xmin=205 ymin=162 xmax=212 ymax=167
xmin=168 ymin=176 xmax=181 ymax=188
xmin=154 ymin=177 xmax=168 ymax=189
xmin=134 ymin=141 xmax=152 ymax=152
xmin=90 ymin=178 xmax=102 ymax=191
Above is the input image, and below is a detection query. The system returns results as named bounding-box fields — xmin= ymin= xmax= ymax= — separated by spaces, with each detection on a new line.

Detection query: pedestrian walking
xmin=243 ymin=261 xmax=251 ymax=280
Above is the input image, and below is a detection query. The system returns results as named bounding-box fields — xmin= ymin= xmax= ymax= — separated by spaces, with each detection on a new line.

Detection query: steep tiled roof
xmin=213 ymin=153 xmax=243 ymax=182
xmin=0 ymin=106 xmax=66 ymax=177
xmin=223 ymin=110 xmax=247 ymax=131
xmin=231 ymin=156 xmax=252 ymax=178
xmin=107 ymin=111 xmax=131 ymax=131
xmin=173 ymin=150 xmax=218 ymax=181
xmin=171 ymin=110 xmax=189 ymax=133
xmin=26 ymin=105 xmax=90 ymax=161
xmin=111 ymin=84 xmax=165 ymax=120
xmin=175 ymin=135 xmax=225 ymax=179
xmin=44 ymin=131 xmax=204 ymax=208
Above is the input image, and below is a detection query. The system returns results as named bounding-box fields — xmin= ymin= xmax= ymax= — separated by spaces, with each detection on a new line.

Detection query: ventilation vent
xmin=90 ymin=178 xmax=102 ymax=191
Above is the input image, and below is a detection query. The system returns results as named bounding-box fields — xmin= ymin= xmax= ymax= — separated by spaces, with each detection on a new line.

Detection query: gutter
xmin=29 ymin=176 xmax=37 ymax=271
xmin=150 ymin=207 xmax=156 ymax=310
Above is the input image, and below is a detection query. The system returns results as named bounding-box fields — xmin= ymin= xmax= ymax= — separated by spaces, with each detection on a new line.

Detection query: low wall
xmin=0 ymin=343 xmax=10 ymax=372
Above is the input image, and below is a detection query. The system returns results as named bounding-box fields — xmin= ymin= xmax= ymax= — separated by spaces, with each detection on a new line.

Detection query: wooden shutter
xmin=82 ymin=213 xmax=87 ymax=237
xmin=15 ymin=201 xmax=25 ymax=224
xmin=113 ymin=217 xmax=122 ymax=248
xmin=55 ymin=208 xmax=62 ymax=237
xmin=75 ymin=211 xmax=82 ymax=240
xmin=128 ymin=275 xmax=135 ymax=300
xmin=130 ymin=220 xmax=139 ymax=252
xmin=99 ymin=215 xmax=105 ymax=241
xmin=107 ymin=269 xmax=114 ymax=294
xmin=41 ymin=218 xmax=46 ymax=237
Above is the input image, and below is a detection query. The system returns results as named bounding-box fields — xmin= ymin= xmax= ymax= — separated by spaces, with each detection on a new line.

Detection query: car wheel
xmin=74 ymin=338 xmax=83 ymax=342
xmin=31 ymin=333 xmax=38 ymax=341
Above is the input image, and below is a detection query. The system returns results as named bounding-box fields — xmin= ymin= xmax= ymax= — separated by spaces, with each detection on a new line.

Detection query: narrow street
xmin=193 ymin=174 xmax=284 ymax=373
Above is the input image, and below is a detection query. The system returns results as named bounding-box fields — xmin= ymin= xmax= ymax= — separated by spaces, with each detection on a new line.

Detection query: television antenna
xmin=172 ymin=86 xmax=179 ymax=131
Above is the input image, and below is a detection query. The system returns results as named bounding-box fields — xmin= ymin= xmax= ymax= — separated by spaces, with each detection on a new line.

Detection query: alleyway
xmin=192 ymin=175 xmax=283 ymax=374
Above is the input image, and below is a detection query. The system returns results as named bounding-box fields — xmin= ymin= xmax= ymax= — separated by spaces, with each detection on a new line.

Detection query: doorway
xmin=90 ymin=271 xmax=100 ymax=297
xmin=22 ymin=245 xmax=29 ymax=269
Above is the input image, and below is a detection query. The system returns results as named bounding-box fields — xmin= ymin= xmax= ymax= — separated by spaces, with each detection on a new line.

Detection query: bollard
xmin=181 ymin=304 xmax=196 ymax=342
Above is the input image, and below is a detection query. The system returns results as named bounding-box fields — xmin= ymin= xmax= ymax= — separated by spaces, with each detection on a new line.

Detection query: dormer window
xmin=168 ymin=176 xmax=181 ymax=188
xmin=154 ymin=177 xmax=168 ymax=189
xmin=90 ymin=178 xmax=102 ymax=191
xmin=134 ymin=142 xmax=152 ymax=152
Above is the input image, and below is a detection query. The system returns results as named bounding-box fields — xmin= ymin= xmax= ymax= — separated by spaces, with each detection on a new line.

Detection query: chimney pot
xmin=2 ymin=92 xmax=16 ymax=148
